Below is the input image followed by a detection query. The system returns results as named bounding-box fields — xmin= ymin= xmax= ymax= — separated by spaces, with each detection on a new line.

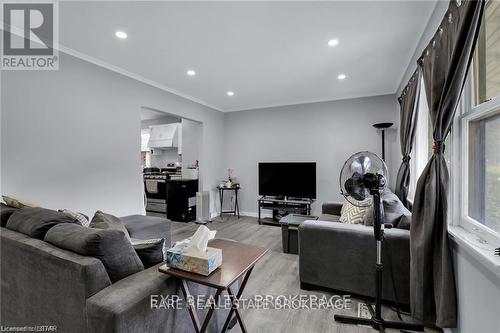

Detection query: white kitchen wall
xmin=150 ymin=149 xmax=180 ymax=167
xmin=223 ymin=95 xmax=400 ymax=216
xmin=1 ymin=52 xmax=225 ymax=217
xmin=181 ymin=118 xmax=201 ymax=179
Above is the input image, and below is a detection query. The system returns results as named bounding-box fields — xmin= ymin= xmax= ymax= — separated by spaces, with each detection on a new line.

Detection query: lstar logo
xmin=1 ymin=1 xmax=59 ymax=70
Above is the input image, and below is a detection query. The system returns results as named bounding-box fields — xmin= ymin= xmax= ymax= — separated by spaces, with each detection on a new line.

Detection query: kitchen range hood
xmin=147 ymin=123 xmax=180 ymax=149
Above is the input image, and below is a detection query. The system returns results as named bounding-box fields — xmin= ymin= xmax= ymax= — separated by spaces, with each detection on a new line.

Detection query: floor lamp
xmin=373 ymin=123 xmax=393 ymax=161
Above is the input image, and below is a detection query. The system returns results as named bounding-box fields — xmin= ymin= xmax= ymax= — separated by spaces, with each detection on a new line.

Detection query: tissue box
xmin=166 ymin=241 xmax=222 ymax=276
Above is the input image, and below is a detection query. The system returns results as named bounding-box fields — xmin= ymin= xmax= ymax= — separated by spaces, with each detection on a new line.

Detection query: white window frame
xmin=455 ymin=67 xmax=500 ymax=246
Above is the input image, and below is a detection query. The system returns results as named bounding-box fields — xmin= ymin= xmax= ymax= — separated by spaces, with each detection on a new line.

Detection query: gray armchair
xmin=299 ymin=195 xmax=411 ymax=306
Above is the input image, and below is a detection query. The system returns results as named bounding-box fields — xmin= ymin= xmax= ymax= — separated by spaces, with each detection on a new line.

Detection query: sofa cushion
xmin=120 ymin=215 xmax=171 ymax=248
xmin=6 ymin=206 xmax=79 ymax=239
xmin=131 ymin=238 xmax=165 ymax=268
xmin=90 ymin=211 xmax=131 ymax=241
xmin=1 ymin=203 xmax=19 ymax=227
xmin=45 ymin=223 xmax=144 ymax=282
xmin=318 ymin=214 xmax=341 ymax=223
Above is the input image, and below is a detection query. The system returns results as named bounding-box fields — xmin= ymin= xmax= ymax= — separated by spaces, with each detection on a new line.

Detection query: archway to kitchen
xmin=140 ymin=106 xmax=203 ymax=221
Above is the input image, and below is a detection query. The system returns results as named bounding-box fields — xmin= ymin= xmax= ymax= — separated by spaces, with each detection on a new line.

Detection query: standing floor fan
xmin=334 ymin=151 xmax=424 ymax=332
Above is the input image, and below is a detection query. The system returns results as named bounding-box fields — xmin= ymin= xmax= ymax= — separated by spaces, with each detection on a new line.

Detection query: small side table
xmin=218 ymin=186 xmax=240 ymax=218
xmin=159 ymin=239 xmax=268 ymax=333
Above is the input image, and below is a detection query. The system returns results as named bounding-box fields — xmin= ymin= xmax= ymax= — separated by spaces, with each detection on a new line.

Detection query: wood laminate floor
xmin=169 ymin=215 xmax=436 ymax=333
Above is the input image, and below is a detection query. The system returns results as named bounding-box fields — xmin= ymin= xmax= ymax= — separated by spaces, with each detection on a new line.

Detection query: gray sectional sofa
xmin=299 ymin=190 xmax=412 ymax=307
xmin=0 ymin=210 xmax=229 ymax=333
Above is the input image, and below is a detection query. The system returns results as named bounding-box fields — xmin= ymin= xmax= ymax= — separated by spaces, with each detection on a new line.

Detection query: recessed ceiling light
xmin=187 ymin=70 xmax=196 ymax=76
xmin=115 ymin=31 xmax=127 ymax=39
xmin=328 ymin=39 xmax=339 ymax=47
xmin=227 ymin=91 xmax=235 ymax=96
xmin=337 ymin=74 xmax=347 ymax=80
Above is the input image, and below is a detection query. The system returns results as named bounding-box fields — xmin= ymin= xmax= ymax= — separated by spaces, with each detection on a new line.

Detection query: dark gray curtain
xmin=410 ymin=0 xmax=485 ymax=328
xmin=395 ymin=68 xmax=421 ymax=207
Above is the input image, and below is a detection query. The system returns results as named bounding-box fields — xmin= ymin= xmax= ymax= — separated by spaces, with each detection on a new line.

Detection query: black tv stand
xmin=258 ymin=196 xmax=314 ymax=226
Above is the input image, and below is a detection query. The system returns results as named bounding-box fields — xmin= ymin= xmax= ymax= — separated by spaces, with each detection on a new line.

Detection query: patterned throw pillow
xmin=59 ymin=209 xmax=90 ymax=227
xmin=2 ymin=195 xmax=37 ymax=209
xmin=339 ymin=201 xmax=369 ymax=224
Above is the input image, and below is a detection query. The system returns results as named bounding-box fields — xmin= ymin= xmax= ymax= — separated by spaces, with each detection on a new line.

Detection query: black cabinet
xmin=166 ymin=179 xmax=198 ymax=222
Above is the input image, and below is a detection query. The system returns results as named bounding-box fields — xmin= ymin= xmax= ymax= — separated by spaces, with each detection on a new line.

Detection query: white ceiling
xmin=59 ymin=1 xmax=437 ymax=112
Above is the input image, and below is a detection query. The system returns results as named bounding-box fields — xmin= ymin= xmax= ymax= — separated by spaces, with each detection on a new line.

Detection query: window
xmin=458 ymin=0 xmax=500 ymax=240
xmin=467 ymin=109 xmax=500 ymax=234
xmin=474 ymin=0 xmax=500 ymax=105
xmin=408 ymin=78 xmax=430 ymax=202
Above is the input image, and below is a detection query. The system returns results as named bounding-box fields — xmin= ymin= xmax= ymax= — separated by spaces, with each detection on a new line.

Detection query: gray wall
xmin=224 ymin=95 xmax=400 ymax=216
xmin=1 ymin=53 xmax=225 ymax=217
xmin=397 ymin=0 xmax=447 ymax=95
xmin=452 ymin=244 xmax=500 ymax=333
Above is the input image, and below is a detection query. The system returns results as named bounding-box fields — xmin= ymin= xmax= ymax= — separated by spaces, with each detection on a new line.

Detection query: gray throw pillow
xmin=6 ymin=206 xmax=79 ymax=239
xmin=363 ymin=191 xmax=411 ymax=229
xmin=45 ymin=223 xmax=144 ymax=282
xmin=131 ymin=238 xmax=164 ymax=268
xmin=90 ymin=211 xmax=131 ymax=241
xmin=1 ymin=203 xmax=19 ymax=227
xmin=382 ymin=191 xmax=411 ymax=229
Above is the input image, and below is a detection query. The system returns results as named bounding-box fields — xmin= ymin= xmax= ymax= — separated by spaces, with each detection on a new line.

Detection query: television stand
xmin=258 ymin=196 xmax=314 ymax=226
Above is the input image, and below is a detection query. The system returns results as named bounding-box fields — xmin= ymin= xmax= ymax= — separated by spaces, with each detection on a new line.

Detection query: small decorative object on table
xmin=166 ymin=226 xmax=222 ymax=276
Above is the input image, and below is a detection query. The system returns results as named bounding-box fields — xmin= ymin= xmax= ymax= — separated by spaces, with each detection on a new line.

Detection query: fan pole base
xmin=334 ymin=314 xmax=424 ymax=332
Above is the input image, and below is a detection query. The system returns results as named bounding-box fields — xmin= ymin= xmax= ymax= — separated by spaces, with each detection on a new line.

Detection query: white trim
xmin=459 ymin=96 xmax=500 ymax=243
xmin=449 ymin=226 xmax=500 ymax=280
xmin=225 ymin=92 xmax=393 ymax=113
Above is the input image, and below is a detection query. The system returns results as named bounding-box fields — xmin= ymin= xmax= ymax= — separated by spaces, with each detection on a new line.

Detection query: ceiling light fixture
xmin=227 ymin=91 xmax=235 ymax=96
xmin=328 ymin=39 xmax=339 ymax=47
xmin=187 ymin=70 xmax=196 ymax=76
xmin=115 ymin=31 xmax=128 ymax=39
xmin=337 ymin=74 xmax=347 ymax=80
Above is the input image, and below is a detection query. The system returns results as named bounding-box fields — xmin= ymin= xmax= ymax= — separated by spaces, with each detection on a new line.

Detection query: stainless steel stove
xmin=144 ymin=171 xmax=169 ymax=213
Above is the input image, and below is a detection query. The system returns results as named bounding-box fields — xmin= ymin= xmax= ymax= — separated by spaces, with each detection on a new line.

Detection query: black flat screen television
xmin=258 ymin=162 xmax=316 ymax=199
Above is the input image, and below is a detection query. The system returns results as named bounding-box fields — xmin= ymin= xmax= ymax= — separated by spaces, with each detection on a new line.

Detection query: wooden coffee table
xmin=159 ymin=239 xmax=268 ymax=333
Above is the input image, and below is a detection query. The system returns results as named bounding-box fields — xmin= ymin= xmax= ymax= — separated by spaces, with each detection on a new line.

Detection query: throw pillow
xmin=381 ymin=190 xmax=412 ymax=229
xmin=59 ymin=209 xmax=90 ymax=227
xmin=1 ymin=203 xmax=19 ymax=227
xmin=90 ymin=211 xmax=131 ymax=241
xmin=339 ymin=201 xmax=368 ymax=224
xmin=2 ymin=195 xmax=37 ymax=209
xmin=6 ymin=206 xmax=79 ymax=239
xmin=45 ymin=223 xmax=144 ymax=282
xmin=362 ymin=190 xmax=412 ymax=229
xmin=131 ymin=238 xmax=165 ymax=268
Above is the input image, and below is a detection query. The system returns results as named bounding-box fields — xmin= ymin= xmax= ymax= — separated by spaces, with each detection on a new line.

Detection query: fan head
xmin=340 ymin=151 xmax=388 ymax=207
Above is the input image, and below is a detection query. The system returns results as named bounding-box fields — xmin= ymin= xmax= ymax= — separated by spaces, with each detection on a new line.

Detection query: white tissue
xmin=186 ymin=225 xmax=216 ymax=255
